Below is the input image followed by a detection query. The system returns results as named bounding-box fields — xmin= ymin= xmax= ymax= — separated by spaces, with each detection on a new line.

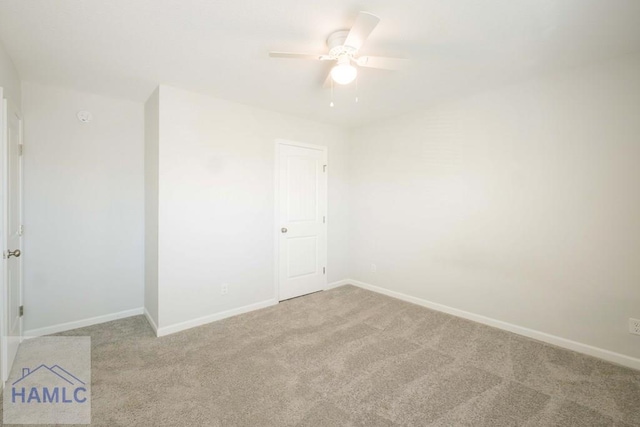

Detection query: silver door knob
xmin=7 ymin=249 xmax=21 ymax=258
xmin=281 ymin=228 xmax=288 ymax=233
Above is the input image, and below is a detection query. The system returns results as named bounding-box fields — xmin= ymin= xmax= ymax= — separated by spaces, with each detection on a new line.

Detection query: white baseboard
xmin=144 ymin=308 xmax=159 ymax=336
xmin=342 ymin=279 xmax=640 ymax=371
xmin=156 ymin=298 xmax=278 ymax=337
xmin=326 ymin=279 xmax=350 ymax=290
xmin=24 ymin=307 xmax=144 ymax=338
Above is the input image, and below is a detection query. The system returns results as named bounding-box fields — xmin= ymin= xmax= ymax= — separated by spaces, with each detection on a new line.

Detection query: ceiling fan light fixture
xmin=330 ymin=62 xmax=357 ymax=85
xmin=269 ymin=12 xmax=405 ymax=89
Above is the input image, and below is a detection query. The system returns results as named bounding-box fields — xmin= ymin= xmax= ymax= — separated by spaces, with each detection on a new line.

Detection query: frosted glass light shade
xmin=330 ymin=63 xmax=357 ymax=85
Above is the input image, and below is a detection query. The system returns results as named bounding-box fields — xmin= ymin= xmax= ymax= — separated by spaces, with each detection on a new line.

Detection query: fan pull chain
xmin=355 ymin=76 xmax=359 ymax=103
xmin=330 ymin=79 xmax=335 ymax=107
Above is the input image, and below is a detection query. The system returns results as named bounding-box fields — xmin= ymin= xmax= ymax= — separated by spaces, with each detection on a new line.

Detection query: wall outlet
xmin=371 ymin=263 xmax=377 ymax=273
xmin=629 ymin=318 xmax=640 ymax=335
xmin=221 ymin=283 xmax=229 ymax=295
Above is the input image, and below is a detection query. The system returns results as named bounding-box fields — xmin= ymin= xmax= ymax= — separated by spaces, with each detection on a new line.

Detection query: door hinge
xmin=323 ymin=164 xmax=327 ymax=172
xmin=323 ymin=216 xmax=326 ymax=224
xmin=323 ymin=267 xmax=326 ymax=275
xmin=19 ymin=225 xmax=24 ymax=236
xmin=19 ymin=305 xmax=24 ymax=317
xmin=18 ymin=144 xmax=23 ymax=156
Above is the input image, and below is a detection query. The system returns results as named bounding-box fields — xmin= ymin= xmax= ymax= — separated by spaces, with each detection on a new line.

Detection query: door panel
xmin=277 ymin=142 xmax=327 ymax=301
xmin=286 ymin=156 xmax=318 ymax=222
xmin=287 ymin=236 xmax=318 ymax=278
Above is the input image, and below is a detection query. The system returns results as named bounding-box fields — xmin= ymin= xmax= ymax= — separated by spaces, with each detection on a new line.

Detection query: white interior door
xmin=3 ymin=99 xmax=23 ymax=381
xmin=276 ymin=141 xmax=327 ymax=301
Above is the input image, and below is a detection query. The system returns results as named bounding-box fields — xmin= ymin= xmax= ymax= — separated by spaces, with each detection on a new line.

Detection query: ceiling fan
xmin=269 ymin=12 xmax=407 ymax=86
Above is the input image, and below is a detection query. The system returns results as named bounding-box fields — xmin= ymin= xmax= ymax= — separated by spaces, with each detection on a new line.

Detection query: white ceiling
xmin=1 ymin=0 xmax=639 ymax=127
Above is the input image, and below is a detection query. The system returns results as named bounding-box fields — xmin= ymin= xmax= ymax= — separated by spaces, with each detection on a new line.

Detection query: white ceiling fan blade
xmin=356 ymin=56 xmax=408 ymax=70
xmin=344 ymin=12 xmax=380 ymax=51
xmin=269 ymin=51 xmax=331 ymax=61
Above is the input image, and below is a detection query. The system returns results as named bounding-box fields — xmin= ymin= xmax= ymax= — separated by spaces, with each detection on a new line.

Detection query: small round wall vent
xmin=77 ymin=111 xmax=93 ymax=123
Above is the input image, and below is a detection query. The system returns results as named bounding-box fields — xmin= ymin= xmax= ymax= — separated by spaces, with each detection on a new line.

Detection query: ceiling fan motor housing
xmin=327 ymin=30 xmax=357 ymax=58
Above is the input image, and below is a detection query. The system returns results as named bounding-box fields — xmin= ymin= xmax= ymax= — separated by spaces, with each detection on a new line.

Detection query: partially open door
xmin=2 ymin=98 xmax=23 ymax=382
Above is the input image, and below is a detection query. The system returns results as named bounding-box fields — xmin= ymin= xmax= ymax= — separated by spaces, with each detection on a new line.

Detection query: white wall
xmin=22 ymin=82 xmax=145 ymax=333
xmin=349 ymin=54 xmax=640 ymax=360
xmin=144 ymin=88 xmax=159 ymax=329
xmin=154 ymin=85 xmax=349 ymax=330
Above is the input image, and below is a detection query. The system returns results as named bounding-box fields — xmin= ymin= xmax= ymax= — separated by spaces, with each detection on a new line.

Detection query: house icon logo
xmin=11 ymin=365 xmax=88 ymax=404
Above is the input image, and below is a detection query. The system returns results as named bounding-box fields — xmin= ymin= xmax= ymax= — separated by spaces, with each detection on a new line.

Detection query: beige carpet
xmin=2 ymin=285 xmax=639 ymax=426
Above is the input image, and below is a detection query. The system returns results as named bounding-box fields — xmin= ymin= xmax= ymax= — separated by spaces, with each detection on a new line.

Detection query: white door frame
xmin=1 ymin=96 xmax=24 ymax=384
xmin=273 ymin=139 xmax=328 ymax=301
xmin=0 ymin=87 xmax=4 ymax=386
